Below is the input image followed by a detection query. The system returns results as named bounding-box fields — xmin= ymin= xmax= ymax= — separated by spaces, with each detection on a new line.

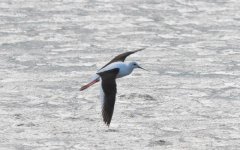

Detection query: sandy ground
xmin=0 ymin=0 xmax=240 ymax=149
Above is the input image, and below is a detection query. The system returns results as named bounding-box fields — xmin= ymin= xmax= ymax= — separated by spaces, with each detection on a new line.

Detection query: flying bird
xmin=80 ymin=48 xmax=146 ymax=126
xmin=80 ymin=48 xmax=145 ymax=91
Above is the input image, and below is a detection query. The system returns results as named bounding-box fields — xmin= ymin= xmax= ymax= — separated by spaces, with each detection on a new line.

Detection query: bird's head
xmin=128 ymin=61 xmax=147 ymax=71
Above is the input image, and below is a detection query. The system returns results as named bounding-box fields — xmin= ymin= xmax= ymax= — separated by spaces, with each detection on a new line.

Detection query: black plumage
xmin=97 ymin=68 xmax=119 ymax=126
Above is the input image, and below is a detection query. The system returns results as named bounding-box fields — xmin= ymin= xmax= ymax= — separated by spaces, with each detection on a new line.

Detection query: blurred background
xmin=0 ymin=0 xmax=240 ymax=149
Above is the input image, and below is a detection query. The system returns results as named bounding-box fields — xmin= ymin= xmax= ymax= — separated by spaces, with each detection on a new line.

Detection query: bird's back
xmin=97 ymin=62 xmax=131 ymax=78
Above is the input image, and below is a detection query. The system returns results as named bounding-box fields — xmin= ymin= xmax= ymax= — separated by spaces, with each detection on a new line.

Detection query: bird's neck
xmin=117 ymin=63 xmax=133 ymax=78
xmin=126 ymin=64 xmax=134 ymax=74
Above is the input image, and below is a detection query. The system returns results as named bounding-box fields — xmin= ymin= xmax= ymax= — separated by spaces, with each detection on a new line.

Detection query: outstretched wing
xmin=97 ymin=68 xmax=119 ymax=126
xmin=101 ymin=48 xmax=145 ymax=69
xmin=80 ymin=48 xmax=145 ymax=91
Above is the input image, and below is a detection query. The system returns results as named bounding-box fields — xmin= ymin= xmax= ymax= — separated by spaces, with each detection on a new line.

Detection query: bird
xmin=80 ymin=48 xmax=145 ymax=91
xmin=80 ymin=48 xmax=146 ymax=126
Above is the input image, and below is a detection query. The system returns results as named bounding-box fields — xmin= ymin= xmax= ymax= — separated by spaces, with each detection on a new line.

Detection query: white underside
xmin=88 ymin=62 xmax=134 ymax=85
xmin=96 ymin=62 xmax=134 ymax=107
xmin=97 ymin=62 xmax=133 ymax=78
xmin=99 ymin=80 xmax=104 ymax=107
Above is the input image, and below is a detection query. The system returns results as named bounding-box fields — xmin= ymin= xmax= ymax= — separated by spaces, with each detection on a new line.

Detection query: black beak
xmin=138 ymin=65 xmax=148 ymax=71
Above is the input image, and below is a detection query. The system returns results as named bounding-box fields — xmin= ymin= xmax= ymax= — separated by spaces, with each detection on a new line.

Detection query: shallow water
xmin=0 ymin=0 xmax=240 ymax=149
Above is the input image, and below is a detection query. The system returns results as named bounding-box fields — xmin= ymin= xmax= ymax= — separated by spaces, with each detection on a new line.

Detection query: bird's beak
xmin=138 ymin=65 xmax=148 ymax=71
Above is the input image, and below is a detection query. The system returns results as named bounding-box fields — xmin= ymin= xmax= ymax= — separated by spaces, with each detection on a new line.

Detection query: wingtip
xmin=133 ymin=47 xmax=147 ymax=52
xmin=104 ymin=119 xmax=111 ymax=126
xmin=103 ymin=121 xmax=110 ymax=127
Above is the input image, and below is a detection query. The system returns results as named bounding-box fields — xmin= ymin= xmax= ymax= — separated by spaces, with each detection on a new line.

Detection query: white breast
xmin=97 ymin=62 xmax=132 ymax=78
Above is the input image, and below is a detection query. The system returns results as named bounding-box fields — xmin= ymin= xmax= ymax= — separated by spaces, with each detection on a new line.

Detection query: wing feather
xmin=97 ymin=68 xmax=119 ymax=126
xmin=101 ymin=48 xmax=145 ymax=69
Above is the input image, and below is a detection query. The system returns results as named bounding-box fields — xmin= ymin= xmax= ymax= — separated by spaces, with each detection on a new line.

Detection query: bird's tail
xmin=80 ymin=75 xmax=100 ymax=91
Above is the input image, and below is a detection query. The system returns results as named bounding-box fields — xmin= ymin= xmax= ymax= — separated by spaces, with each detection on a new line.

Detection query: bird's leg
xmin=80 ymin=79 xmax=99 ymax=91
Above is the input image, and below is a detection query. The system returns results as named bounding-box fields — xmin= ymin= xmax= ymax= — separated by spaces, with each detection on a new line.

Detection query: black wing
xmin=101 ymin=48 xmax=145 ymax=69
xmin=97 ymin=68 xmax=119 ymax=126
